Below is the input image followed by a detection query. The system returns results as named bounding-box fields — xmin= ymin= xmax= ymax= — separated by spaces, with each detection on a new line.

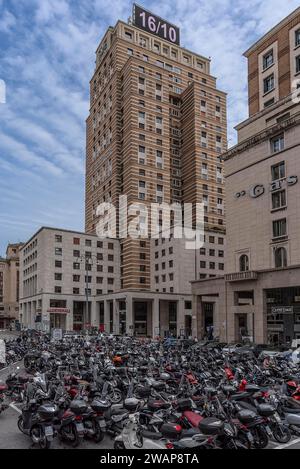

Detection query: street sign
xmin=271 ymin=306 xmax=294 ymax=315
xmin=52 ymin=329 xmax=62 ymax=341
xmin=0 ymin=339 xmax=5 ymax=364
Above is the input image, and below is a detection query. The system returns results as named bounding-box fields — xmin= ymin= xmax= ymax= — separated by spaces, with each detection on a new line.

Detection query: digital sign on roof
xmin=133 ymin=4 xmax=180 ymax=46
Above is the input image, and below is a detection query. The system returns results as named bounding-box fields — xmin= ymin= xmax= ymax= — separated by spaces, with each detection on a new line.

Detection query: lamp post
xmin=77 ymin=254 xmax=101 ymax=332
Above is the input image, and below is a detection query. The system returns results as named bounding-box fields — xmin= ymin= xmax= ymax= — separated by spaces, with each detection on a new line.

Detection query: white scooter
xmin=114 ymin=409 xmax=170 ymax=449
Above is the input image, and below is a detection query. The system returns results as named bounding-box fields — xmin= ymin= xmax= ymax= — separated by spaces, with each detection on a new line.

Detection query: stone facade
xmin=192 ymin=10 xmax=300 ymax=346
xmin=0 ymin=243 xmax=23 ymax=329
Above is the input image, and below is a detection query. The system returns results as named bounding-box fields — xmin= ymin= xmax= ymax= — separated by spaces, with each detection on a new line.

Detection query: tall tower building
xmin=85 ymin=5 xmax=227 ymax=293
xmin=18 ymin=6 xmax=227 ymax=338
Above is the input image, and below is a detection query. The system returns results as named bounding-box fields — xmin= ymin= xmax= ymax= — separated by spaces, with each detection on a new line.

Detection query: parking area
xmin=1 ymin=330 xmax=300 ymax=451
xmin=0 ymin=360 xmax=113 ymax=450
xmin=0 ymin=358 xmax=299 ymax=450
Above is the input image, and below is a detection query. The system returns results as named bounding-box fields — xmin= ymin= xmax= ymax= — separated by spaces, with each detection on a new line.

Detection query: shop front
xmin=46 ymin=299 xmax=70 ymax=332
xmin=73 ymin=301 xmax=91 ymax=331
xmin=266 ymin=287 xmax=300 ymax=346
xmin=47 ymin=307 xmax=69 ymax=332
xmin=134 ymin=302 xmax=148 ymax=336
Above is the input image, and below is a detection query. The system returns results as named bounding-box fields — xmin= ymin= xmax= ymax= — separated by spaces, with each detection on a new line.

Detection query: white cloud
xmin=0 ymin=10 xmax=16 ymax=33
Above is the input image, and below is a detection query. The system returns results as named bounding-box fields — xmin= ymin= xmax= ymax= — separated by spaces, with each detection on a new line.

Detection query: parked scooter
xmin=17 ymin=383 xmax=58 ymax=449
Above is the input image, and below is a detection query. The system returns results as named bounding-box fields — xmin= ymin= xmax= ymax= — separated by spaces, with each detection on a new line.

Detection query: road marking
xmin=9 ymin=403 xmax=22 ymax=414
xmin=274 ymin=437 xmax=300 ymax=449
xmin=0 ymin=360 xmax=24 ymax=375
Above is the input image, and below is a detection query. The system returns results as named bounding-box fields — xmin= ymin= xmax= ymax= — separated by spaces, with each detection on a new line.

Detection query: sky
xmin=0 ymin=0 xmax=300 ymax=255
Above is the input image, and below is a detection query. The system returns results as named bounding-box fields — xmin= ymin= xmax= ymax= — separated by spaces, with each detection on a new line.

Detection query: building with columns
xmin=19 ymin=227 xmax=120 ymax=332
xmin=19 ymin=225 xmax=225 ymax=336
xmin=192 ymin=8 xmax=300 ymax=346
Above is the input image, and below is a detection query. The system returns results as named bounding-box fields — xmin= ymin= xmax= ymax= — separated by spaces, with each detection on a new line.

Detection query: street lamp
xmin=77 ymin=253 xmax=102 ymax=331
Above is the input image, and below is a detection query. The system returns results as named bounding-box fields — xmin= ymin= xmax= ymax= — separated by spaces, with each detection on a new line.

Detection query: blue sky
xmin=0 ymin=0 xmax=299 ymax=255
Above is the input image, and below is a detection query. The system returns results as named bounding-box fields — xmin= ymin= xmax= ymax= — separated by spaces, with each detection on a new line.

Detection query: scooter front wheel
xmin=253 ymin=427 xmax=269 ymax=449
xmin=93 ymin=422 xmax=105 ymax=443
xmin=114 ymin=441 xmax=125 ymax=450
xmin=30 ymin=426 xmax=51 ymax=450
xmin=272 ymin=424 xmax=291 ymax=444
xmin=61 ymin=423 xmax=81 ymax=448
xmin=110 ymin=389 xmax=123 ymax=404
xmin=17 ymin=416 xmax=25 ymax=434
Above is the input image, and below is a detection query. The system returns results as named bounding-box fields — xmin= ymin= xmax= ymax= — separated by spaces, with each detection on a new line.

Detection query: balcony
xmin=225 ymin=271 xmax=258 ymax=282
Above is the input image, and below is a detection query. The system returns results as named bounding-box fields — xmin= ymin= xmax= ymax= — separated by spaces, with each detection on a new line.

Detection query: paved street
xmin=0 ymin=330 xmax=20 ymax=341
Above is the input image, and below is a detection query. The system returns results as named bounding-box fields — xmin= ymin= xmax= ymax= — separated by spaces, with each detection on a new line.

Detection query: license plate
xmin=76 ymin=423 xmax=84 ymax=433
xmin=247 ymin=432 xmax=254 ymax=442
xmin=99 ymin=420 xmax=106 ymax=429
xmin=44 ymin=426 xmax=53 ymax=437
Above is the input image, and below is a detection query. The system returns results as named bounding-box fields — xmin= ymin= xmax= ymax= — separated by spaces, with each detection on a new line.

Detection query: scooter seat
xmin=283 ymin=407 xmax=300 ymax=415
xmin=231 ymin=392 xmax=251 ymax=401
xmin=183 ymin=411 xmax=203 ymax=428
xmin=111 ymin=405 xmax=127 ymax=416
xmin=141 ymin=430 xmax=163 ymax=440
xmin=181 ymin=428 xmax=200 ymax=438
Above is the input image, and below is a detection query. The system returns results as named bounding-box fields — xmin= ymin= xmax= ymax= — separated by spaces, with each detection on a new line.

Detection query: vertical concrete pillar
xmin=255 ymin=285 xmax=267 ymax=344
xmin=104 ymin=301 xmax=110 ymax=333
xmin=90 ymin=299 xmax=98 ymax=329
xmin=177 ymin=299 xmax=185 ymax=338
xmin=152 ymin=297 xmax=160 ymax=338
xmin=227 ymin=287 xmax=236 ymax=343
xmin=23 ymin=303 xmax=27 ymax=328
xmin=191 ymin=296 xmax=197 ymax=338
xmin=65 ymin=298 xmax=73 ymax=331
xmin=113 ymin=299 xmax=120 ymax=335
xmin=126 ymin=296 xmax=133 ymax=336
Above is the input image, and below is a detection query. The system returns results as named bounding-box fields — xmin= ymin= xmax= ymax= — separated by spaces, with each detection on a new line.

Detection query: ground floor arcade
xmin=19 ymin=291 xmax=194 ymax=338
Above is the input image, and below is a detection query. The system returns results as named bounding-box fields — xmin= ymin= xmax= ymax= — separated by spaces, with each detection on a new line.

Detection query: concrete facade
xmin=19 ymin=228 xmax=120 ymax=332
xmin=19 ymin=227 xmax=195 ymax=337
xmin=192 ymin=11 xmax=300 ymax=346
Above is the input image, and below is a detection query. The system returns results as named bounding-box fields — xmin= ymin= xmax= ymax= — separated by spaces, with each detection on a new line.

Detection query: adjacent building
xmin=19 ymin=227 xmax=120 ymax=332
xmin=0 ymin=243 xmax=23 ymax=329
xmin=19 ymin=226 xmax=225 ymax=337
xmin=192 ymin=7 xmax=300 ymax=346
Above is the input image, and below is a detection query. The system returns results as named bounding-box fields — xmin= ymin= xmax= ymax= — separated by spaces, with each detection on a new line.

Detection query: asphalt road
xmin=0 ymin=330 xmax=20 ymax=341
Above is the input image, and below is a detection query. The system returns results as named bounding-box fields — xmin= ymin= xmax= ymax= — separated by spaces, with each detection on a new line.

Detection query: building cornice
xmin=223 ymin=110 xmax=300 ymax=161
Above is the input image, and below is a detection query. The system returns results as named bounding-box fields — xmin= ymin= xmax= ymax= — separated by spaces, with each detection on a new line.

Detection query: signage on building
xmin=133 ymin=4 xmax=180 ymax=46
xmin=235 ymin=176 xmax=298 ymax=199
xmin=47 ymin=308 xmax=70 ymax=314
xmin=271 ymin=306 xmax=294 ymax=315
